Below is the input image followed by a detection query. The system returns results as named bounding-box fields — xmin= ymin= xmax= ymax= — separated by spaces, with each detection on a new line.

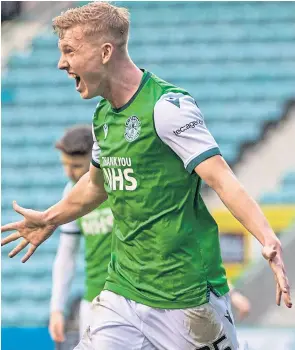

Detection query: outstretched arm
xmin=153 ymin=93 xmax=291 ymax=309
xmin=44 ymin=164 xmax=107 ymax=226
xmin=1 ymin=164 xmax=107 ymax=262
xmin=195 ymin=155 xmax=292 ymax=308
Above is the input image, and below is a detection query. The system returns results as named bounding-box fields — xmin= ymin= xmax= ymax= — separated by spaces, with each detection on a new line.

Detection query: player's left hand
xmin=262 ymin=239 xmax=292 ymax=308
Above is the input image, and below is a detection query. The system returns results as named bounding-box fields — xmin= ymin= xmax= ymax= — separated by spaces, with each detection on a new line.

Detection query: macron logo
xmin=225 ymin=310 xmax=233 ymax=325
xmin=173 ymin=119 xmax=203 ymax=136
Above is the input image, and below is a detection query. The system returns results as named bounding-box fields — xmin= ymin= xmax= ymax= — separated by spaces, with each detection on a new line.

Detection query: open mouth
xmin=75 ymin=76 xmax=81 ymax=89
xmin=68 ymin=73 xmax=81 ymax=90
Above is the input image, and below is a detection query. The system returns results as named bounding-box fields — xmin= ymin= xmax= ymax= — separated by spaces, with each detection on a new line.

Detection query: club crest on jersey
xmin=103 ymin=124 xmax=108 ymax=139
xmin=124 ymin=116 xmax=141 ymax=142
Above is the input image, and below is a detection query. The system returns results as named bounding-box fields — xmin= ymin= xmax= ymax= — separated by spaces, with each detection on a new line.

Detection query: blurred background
xmin=1 ymin=1 xmax=295 ymax=350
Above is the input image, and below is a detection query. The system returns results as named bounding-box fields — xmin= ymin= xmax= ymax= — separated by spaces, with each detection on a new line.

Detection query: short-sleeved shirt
xmin=91 ymin=69 xmax=229 ymax=309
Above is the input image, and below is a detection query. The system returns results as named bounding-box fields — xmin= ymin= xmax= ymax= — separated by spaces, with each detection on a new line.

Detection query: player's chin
xmin=79 ymin=88 xmax=96 ymax=100
xmin=79 ymin=88 xmax=89 ymax=99
xmin=76 ymin=81 xmax=89 ymax=99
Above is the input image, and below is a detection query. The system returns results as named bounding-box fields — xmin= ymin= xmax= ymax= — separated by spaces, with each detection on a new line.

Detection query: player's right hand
xmin=1 ymin=201 xmax=57 ymax=262
xmin=49 ymin=311 xmax=66 ymax=343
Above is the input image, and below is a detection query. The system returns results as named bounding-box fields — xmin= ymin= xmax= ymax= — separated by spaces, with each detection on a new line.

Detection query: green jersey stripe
xmin=186 ymin=147 xmax=222 ymax=174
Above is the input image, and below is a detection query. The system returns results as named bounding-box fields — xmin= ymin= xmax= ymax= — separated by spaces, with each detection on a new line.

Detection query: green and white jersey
xmin=61 ymin=182 xmax=113 ymax=302
xmin=92 ymin=69 xmax=229 ymax=309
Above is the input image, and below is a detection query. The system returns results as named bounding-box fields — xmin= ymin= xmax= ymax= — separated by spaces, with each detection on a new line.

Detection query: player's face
xmin=57 ymin=26 xmax=107 ymax=99
xmin=60 ymin=152 xmax=90 ymax=183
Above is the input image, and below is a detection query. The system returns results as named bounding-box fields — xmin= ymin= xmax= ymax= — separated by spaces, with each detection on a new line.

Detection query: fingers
xmin=49 ymin=320 xmax=65 ymax=342
xmin=275 ymin=265 xmax=288 ymax=294
xmin=13 ymin=201 xmax=27 ymax=216
xmin=282 ymin=290 xmax=292 ymax=308
xmin=1 ymin=232 xmax=20 ymax=246
xmin=268 ymin=256 xmax=286 ymax=290
xmin=262 ymin=243 xmax=292 ymax=308
xmin=281 ymin=278 xmax=292 ymax=308
xmin=50 ymin=325 xmax=64 ymax=343
xmin=269 ymin=258 xmax=292 ymax=308
xmin=49 ymin=324 xmax=62 ymax=342
xmin=21 ymin=245 xmax=37 ymax=263
xmin=275 ymin=277 xmax=292 ymax=308
xmin=48 ymin=326 xmax=56 ymax=342
xmin=276 ymin=283 xmax=282 ymax=306
xmin=8 ymin=239 xmax=29 ymax=258
xmin=1 ymin=222 xmax=20 ymax=234
xmin=55 ymin=323 xmax=65 ymax=342
xmin=1 ymin=202 xmax=27 ymax=234
xmin=1 ymin=201 xmax=27 ymax=233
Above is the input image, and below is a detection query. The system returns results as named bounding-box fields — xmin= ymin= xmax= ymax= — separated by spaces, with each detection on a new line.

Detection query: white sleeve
xmin=91 ymin=123 xmax=101 ymax=168
xmin=154 ymin=92 xmax=221 ymax=173
xmin=50 ymin=233 xmax=81 ymax=313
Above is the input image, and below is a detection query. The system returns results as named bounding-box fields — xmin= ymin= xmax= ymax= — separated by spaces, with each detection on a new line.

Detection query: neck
xmin=102 ymin=58 xmax=143 ymax=109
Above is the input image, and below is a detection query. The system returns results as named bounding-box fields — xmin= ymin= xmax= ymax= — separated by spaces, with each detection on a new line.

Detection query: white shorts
xmin=79 ymin=299 xmax=93 ymax=338
xmin=75 ymin=290 xmax=239 ymax=350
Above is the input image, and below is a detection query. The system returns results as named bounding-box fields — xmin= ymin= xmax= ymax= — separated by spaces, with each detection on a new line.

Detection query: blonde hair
xmin=52 ymin=1 xmax=130 ymax=48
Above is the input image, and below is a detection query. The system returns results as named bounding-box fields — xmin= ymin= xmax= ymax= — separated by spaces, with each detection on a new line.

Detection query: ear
xmin=101 ymin=43 xmax=113 ymax=64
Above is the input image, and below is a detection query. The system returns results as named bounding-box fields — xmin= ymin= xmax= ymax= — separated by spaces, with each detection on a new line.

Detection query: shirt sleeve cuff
xmin=91 ymin=159 xmax=100 ymax=168
xmin=60 ymin=230 xmax=81 ymax=235
xmin=186 ymin=147 xmax=222 ymax=174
